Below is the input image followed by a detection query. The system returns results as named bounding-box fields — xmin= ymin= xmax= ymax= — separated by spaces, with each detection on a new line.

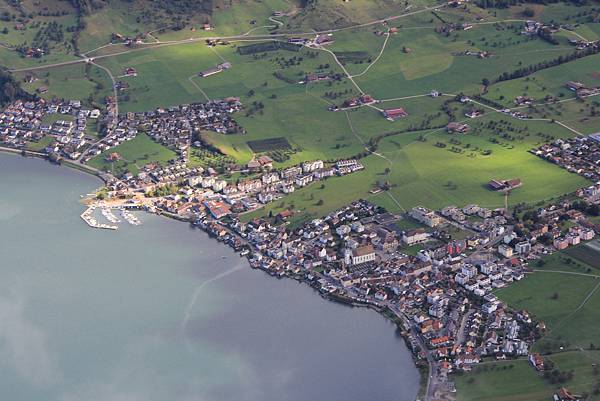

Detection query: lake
xmin=0 ymin=152 xmax=420 ymax=401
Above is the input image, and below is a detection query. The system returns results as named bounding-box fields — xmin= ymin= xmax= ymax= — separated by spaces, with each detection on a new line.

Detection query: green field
xmin=24 ymin=135 xmax=54 ymax=152
xmin=455 ymin=351 xmax=600 ymax=401
xmin=13 ymin=63 xmax=113 ymax=107
xmin=2 ymin=1 xmax=596 ymax=225
xmin=498 ymin=251 xmax=600 ymax=353
xmin=87 ymin=133 xmax=177 ymax=176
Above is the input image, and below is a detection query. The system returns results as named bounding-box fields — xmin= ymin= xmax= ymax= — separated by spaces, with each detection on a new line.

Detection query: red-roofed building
xmin=204 ymin=200 xmax=231 ymax=219
xmin=383 ymin=108 xmax=408 ymax=121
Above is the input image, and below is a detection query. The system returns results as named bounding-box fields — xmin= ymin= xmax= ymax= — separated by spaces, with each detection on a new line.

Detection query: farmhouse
xmin=314 ymin=34 xmax=334 ymax=45
xmin=342 ymin=94 xmax=375 ymax=108
xmin=382 ymin=108 xmax=408 ymax=121
xmin=464 ymin=109 xmax=482 ymax=119
xmin=446 ymin=122 xmax=470 ymax=134
xmin=304 ymin=73 xmax=330 ymax=83
xmin=199 ymin=67 xmax=223 ymax=77
xmin=514 ymin=96 xmax=533 ymax=105
xmin=488 ymin=178 xmax=522 ymax=191
xmin=565 ymin=81 xmax=585 ymax=91
xmin=124 ymin=67 xmax=137 ymax=76
xmin=555 ymin=387 xmax=583 ymax=401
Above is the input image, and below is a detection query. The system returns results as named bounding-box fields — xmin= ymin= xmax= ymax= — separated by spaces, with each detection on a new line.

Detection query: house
xmin=556 ymin=387 xmax=583 ymax=401
xmin=105 ymin=152 xmax=121 ymax=162
xmin=374 ymin=290 xmax=388 ymax=301
xmin=382 ymin=108 xmax=408 ymax=121
xmin=465 ymin=109 xmax=482 ymax=119
xmin=529 ymin=353 xmax=545 ymax=371
xmin=257 ymin=155 xmax=274 ymax=168
xmin=446 ymin=122 xmax=470 ymax=133
xmin=247 ymin=159 xmax=262 ymax=170
xmin=351 ymin=245 xmax=376 ymax=265
xmin=302 ymin=160 xmax=324 ymax=173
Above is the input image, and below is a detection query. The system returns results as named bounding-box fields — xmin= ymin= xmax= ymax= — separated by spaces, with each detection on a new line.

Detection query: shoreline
xmin=0 ymin=148 xmax=428 ymax=399
xmin=0 ymin=146 xmax=109 ymax=184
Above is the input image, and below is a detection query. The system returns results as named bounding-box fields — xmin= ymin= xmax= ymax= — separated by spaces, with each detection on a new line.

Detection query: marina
xmin=80 ymin=204 xmax=142 ymax=230
xmin=80 ymin=205 xmax=118 ymax=230
xmin=101 ymin=207 xmax=121 ymax=223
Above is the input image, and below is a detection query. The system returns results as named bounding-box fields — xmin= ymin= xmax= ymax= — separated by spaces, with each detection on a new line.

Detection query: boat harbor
xmin=81 ymin=203 xmax=142 ymax=230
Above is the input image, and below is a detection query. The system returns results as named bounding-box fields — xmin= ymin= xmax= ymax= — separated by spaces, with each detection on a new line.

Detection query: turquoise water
xmin=0 ymin=152 xmax=419 ymax=401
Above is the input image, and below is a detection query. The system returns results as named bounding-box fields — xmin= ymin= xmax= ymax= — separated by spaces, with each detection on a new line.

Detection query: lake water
xmin=0 ymin=152 xmax=420 ymax=401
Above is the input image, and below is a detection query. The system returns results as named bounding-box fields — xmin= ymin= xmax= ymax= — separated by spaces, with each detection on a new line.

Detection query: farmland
xmin=1 ymin=0 xmax=597 ymax=224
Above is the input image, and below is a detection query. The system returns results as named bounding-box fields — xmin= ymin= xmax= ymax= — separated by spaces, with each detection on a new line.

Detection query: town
xmin=2 ymin=92 xmax=600 ymax=400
